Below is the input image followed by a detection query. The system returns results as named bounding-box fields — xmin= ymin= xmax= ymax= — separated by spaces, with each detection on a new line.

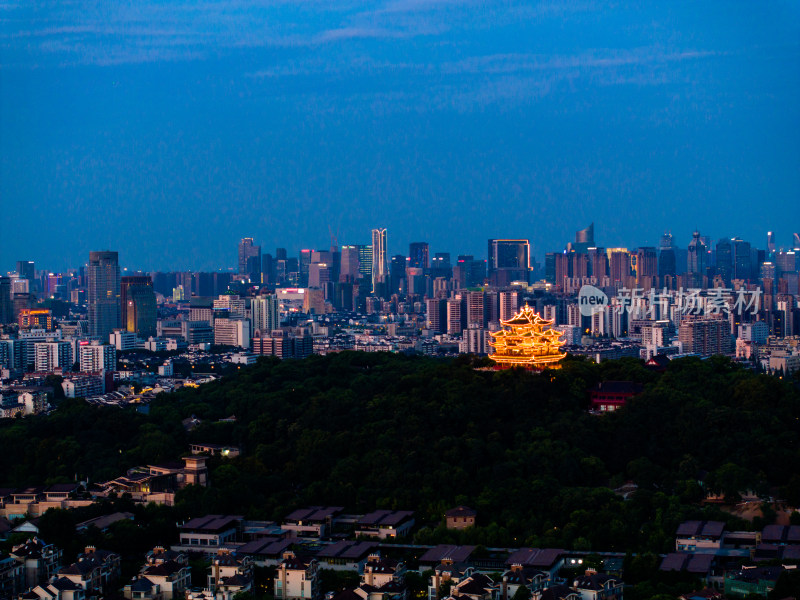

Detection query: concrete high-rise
xmin=88 ymin=251 xmax=120 ymax=341
xmin=371 ymin=229 xmax=388 ymax=294
xmin=252 ymin=294 xmax=279 ymax=333
xmin=121 ymin=276 xmax=157 ymax=339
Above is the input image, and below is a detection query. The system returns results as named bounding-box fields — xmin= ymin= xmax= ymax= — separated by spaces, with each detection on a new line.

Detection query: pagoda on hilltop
xmin=488 ymin=305 xmax=567 ymax=369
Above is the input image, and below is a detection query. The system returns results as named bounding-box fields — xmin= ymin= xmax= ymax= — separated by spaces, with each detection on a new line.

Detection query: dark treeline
xmin=1 ymin=352 xmax=799 ymax=556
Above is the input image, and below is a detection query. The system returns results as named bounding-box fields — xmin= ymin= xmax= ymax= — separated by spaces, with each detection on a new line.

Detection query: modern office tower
xmin=275 ymin=247 xmax=288 ymax=261
xmin=588 ymin=248 xmax=608 ymax=279
xmin=760 ymin=261 xmax=777 ymax=286
xmin=88 ymin=251 xmax=120 ymax=341
xmin=453 ymin=255 xmax=486 ymax=289
xmin=572 ymin=253 xmax=589 ymax=279
xmin=767 ymin=231 xmax=776 ymax=257
xmin=609 ymin=250 xmax=631 ymax=283
xmin=356 ymin=244 xmax=373 ymax=281
xmin=409 ymin=242 xmax=430 ymax=270
xmin=79 ymin=341 xmax=117 ymax=372
xmin=776 ymin=250 xmax=799 ymax=276
xmin=430 ymin=253 xmax=452 ymax=279
xmin=238 ymin=238 xmax=261 ymax=279
xmin=389 ymin=255 xmax=406 ymax=294
xmin=371 ymin=229 xmax=388 ymax=294
xmin=635 ymin=247 xmax=658 ymax=284
xmin=0 ymin=277 xmax=12 ymax=324
xmin=120 ymin=276 xmax=157 ymax=339
xmin=658 ymin=234 xmax=677 ymax=280
xmin=308 ymin=251 xmax=334 ymax=288
xmin=678 ymin=315 xmax=733 ymax=356
xmin=340 ymin=246 xmax=361 ymax=282
xmin=16 ymin=261 xmax=35 ymax=282
xmin=252 ymin=294 xmax=279 ymax=333
xmin=687 ymin=231 xmax=707 ymax=285
xmin=446 ymin=296 xmax=464 ymax=335
xmin=34 ymin=341 xmax=72 ymax=372
xmin=499 ymin=291 xmax=519 ymax=322
xmin=404 ymin=267 xmax=424 ymax=296
xmin=715 ymin=238 xmax=733 ymax=285
xmin=297 ymin=249 xmax=313 ymax=287
xmin=573 ymin=223 xmax=595 ymax=253
xmin=731 ymin=238 xmax=752 ymax=281
xmin=487 ymin=239 xmax=530 ymax=285
xmin=261 ymin=253 xmax=275 ymax=285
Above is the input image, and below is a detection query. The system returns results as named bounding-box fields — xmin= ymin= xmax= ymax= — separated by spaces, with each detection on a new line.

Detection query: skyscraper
xmin=120 ymin=276 xmax=157 ymax=339
xmin=658 ymin=234 xmax=676 ymax=280
xmin=687 ymin=231 xmax=707 ymax=285
xmin=409 ymin=242 xmax=430 ymax=270
xmin=238 ymin=238 xmax=261 ymax=280
xmin=88 ymin=251 xmax=120 ymax=341
xmin=16 ymin=261 xmax=35 ymax=282
xmin=573 ymin=223 xmax=595 ymax=253
xmin=487 ymin=239 xmax=530 ymax=285
xmin=371 ymin=228 xmax=388 ymax=294
xmin=252 ymin=294 xmax=279 ymax=333
xmin=0 ymin=277 xmax=12 ymax=325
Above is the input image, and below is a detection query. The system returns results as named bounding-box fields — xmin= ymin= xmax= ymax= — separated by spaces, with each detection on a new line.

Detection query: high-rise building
xmin=120 ymin=276 xmax=157 ymax=339
xmin=357 ymin=245 xmax=373 ymax=281
xmin=79 ymin=341 xmax=117 ymax=373
xmin=609 ymin=250 xmax=631 ymax=283
xmin=88 ymin=251 xmax=120 ymax=341
xmin=426 ymin=298 xmax=447 ymax=333
xmin=635 ymin=247 xmax=658 ymax=284
xmin=34 ymin=341 xmax=72 ymax=372
xmin=340 ymin=246 xmax=361 ymax=282
xmin=731 ymin=238 xmax=752 ymax=282
xmin=252 ymin=294 xmax=279 ymax=333
xmin=446 ymin=297 xmax=464 ymax=335
xmin=499 ymin=291 xmax=519 ymax=322
xmin=464 ymin=291 xmax=486 ymax=328
xmin=678 ymin=315 xmax=733 ymax=356
xmin=238 ymin=238 xmax=261 ymax=279
xmin=0 ymin=277 xmax=12 ymax=325
xmin=409 ymin=242 xmax=430 ymax=270
xmin=687 ymin=231 xmax=707 ymax=285
xmin=767 ymin=232 xmax=776 ymax=257
xmin=659 ymin=234 xmax=676 ymax=281
xmin=371 ymin=229 xmax=388 ymax=295
xmin=430 ymin=253 xmax=452 ymax=279
xmin=16 ymin=261 xmax=35 ymax=282
xmin=487 ymin=239 xmax=530 ymax=285
xmin=390 ymin=255 xmax=407 ymax=295
xmin=572 ymin=223 xmax=595 ymax=253
xmin=298 ymin=249 xmax=313 ymax=288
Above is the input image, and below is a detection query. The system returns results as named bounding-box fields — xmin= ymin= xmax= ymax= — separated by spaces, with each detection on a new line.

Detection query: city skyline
xmin=4 ymin=224 xmax=800 ymax=274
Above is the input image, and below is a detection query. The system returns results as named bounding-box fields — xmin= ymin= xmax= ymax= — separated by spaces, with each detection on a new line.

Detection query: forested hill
xmin=1 ymin=352 xmax=799 ymax=553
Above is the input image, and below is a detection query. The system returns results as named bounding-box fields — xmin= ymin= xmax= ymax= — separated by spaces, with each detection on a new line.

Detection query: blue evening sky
xmin=2 ymin=1 xmax=799 ymax=271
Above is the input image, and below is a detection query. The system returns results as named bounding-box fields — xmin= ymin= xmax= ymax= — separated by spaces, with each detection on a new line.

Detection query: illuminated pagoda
xmin=488 ymin=304 xmax=566 ymax=369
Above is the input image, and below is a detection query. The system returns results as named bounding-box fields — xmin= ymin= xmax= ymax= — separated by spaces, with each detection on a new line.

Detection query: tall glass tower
xmin=88 ymin=251 xmax=120 ymax=341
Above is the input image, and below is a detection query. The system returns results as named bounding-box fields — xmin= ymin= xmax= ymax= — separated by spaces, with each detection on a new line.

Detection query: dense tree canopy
xmin=2 ymin=352 xmax=798 ymax=556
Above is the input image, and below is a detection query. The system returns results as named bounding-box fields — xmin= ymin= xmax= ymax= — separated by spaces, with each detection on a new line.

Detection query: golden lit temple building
xmin=488 ymin=305 xmax=566 ymax=369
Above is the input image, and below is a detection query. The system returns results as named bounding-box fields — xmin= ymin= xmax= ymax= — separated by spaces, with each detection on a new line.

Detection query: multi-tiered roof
xmin=488 ymin=305 xmax=566 ymax=368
